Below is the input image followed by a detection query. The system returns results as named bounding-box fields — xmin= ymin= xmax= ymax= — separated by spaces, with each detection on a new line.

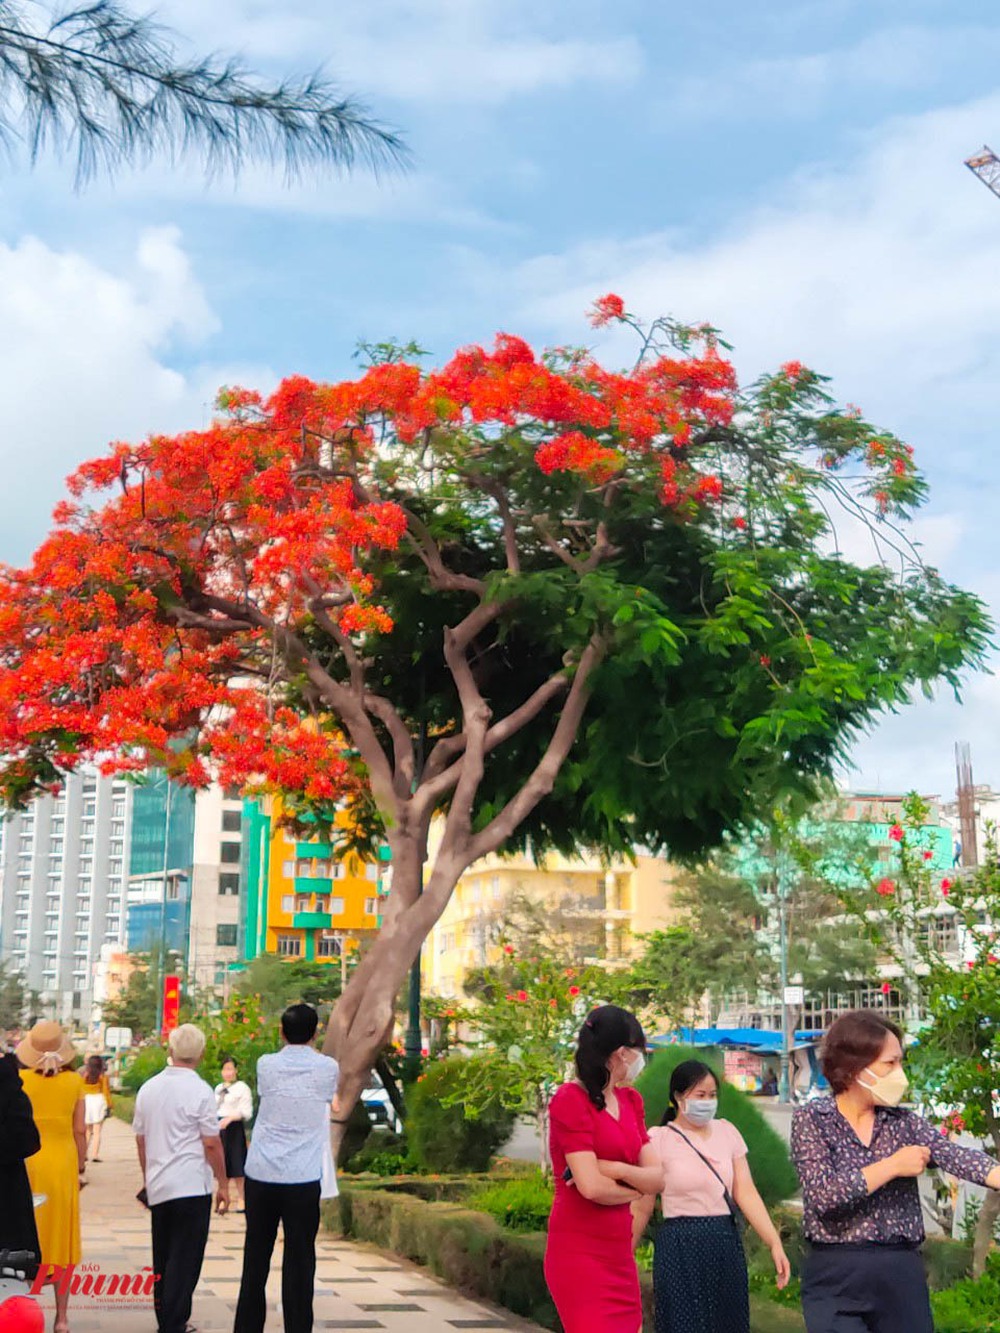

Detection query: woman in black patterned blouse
xmin=791 ymin=1010 xmax=1000 ymax=1332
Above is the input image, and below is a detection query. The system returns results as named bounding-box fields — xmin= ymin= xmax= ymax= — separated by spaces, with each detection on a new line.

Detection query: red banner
xmin=162 ymin=974 xmax=181 ymax=1034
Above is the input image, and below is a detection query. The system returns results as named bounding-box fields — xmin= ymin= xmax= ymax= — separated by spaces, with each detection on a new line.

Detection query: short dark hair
xmin=281 ymin=1003 xmax=319 ymax=1045
xmin=574 ymin=1005 xmax=645 ymax=1110
xmin=821 ymin=1010 xmax=902 ymax=1094
xmin=661 ymin=1060 xmax=720 ymax=1124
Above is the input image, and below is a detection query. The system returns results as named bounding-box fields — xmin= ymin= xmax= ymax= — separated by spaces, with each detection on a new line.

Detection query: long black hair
xmin=661 ymin=1059 xmax=720 ymax=1124
xmin=83 ymin=1054 xmax=105 ymax=1085
xmin=575 ymin=1005 xmax=645 ymax=1109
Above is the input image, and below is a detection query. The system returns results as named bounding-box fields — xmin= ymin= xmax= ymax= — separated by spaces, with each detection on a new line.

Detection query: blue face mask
xmin=681 ymin=1096 xmax=718 ymax=1126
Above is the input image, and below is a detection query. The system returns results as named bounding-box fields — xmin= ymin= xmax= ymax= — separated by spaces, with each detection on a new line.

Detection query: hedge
xmin=325 ymin=1184 xmax=805 ymax=1331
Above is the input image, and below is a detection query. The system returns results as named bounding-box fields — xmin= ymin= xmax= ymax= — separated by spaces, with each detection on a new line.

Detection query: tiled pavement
xmin=42 ymin=1117 xmax=540 ymax=1332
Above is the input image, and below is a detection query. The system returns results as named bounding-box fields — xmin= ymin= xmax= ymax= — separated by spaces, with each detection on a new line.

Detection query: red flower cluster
xmin=888 ymin=824 xmax=904 ymax=842
xmin=875 ymin=878 xmax=896 ymax=898
xmin=588 ymin=293 xmax=626 ymax=327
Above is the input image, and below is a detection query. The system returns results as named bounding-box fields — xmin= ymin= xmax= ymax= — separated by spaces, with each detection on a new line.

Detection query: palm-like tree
xmin=0 ymin=1 xmax=404 ymax=182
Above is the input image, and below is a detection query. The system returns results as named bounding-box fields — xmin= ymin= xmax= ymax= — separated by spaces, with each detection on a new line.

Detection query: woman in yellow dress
xmin=17 ymin=1021 xmax=86 ymax=1333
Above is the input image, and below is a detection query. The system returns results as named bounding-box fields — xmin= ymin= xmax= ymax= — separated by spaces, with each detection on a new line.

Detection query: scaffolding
xmin=955 ymin=741 xmax=978 ymax=868
xmin=965 ymin=146 xmax=1000 ymax=200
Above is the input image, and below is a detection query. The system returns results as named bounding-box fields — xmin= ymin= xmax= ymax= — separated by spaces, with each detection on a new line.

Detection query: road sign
xmin=783 ymin=985 xmax=804 ymax=1006
xmin=162 ymin=975 xmax=181 ymax=1034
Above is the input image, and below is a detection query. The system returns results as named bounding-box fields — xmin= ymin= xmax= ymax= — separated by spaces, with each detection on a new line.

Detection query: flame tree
xmin=0 ymin=299 xmax=988 ymax=1128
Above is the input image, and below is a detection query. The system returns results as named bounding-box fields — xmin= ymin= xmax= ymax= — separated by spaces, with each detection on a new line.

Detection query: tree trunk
xmin=322 ymin=844 xmax=461 ymax=1153
xmin=972 ymin=1188 xmax=999 ymax=1277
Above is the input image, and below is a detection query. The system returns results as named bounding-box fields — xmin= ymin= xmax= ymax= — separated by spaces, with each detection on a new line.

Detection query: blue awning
xmin=649 ymin=1026 xmax=825 ymax=1053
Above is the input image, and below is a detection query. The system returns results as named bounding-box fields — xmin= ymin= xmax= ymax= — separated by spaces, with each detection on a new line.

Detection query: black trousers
xmin=150 ymin=1194 xmax=212 ymax=1333
xmin=801 ymin=1245 xmax=933 ymax=1333
xmin=234 ymin=1177 xmax=321 ymax=1333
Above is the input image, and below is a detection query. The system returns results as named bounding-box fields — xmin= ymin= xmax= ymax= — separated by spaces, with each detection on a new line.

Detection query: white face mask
xmin=858 ymin=1065 xmax=908 ymax=1108
xmin=681 ymin=1096 xmax=718 ymax=1126
xmin=621 ymin=1048 xmax=646 ymax=1084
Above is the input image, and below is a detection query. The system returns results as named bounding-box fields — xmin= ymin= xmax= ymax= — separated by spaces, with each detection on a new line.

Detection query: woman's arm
xmin=597 ymin=1142 xmax=665 ymax=1195
xmin=907 ymin=1111 xmax=1000 ymax=1189
xmin=732 ymin=1156 xmax=790 ymax=1288
xmin=631 ymin=1191 xmax=656 ymax=1248
xmin=103 ymin=1075 xmax=113 ymax=1108
xmin=73 ymin=1098 xmax=87 ymax=1173
xmin=565 ymin=1150 xmax=642 ymax=1205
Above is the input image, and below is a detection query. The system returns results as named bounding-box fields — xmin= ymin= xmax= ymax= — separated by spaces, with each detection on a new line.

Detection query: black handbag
xmin=667 ymin=1124 xmax=745 ymax=1234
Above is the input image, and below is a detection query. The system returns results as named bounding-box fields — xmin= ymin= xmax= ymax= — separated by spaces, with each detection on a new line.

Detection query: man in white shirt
xmin=234 ymin=1003 xmax=340 ymax=1333
xmin=134 ymin=1024 xmax=228 ymax=1333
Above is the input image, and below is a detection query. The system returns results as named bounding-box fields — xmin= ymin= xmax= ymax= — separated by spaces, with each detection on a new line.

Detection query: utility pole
xmin=153 ymin=775 xmax=173 ymax=1036
xmin=777 ymin=861 xmax=791 ymax=1104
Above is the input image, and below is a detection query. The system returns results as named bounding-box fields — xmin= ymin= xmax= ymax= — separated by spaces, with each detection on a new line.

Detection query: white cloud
xmin=664 ymin=24 xmax=1000 ymax=121
xmin=160 ymin=0 xmax=642 ymax=105
xmin=0 ymin=226 xmax=273 ymax=566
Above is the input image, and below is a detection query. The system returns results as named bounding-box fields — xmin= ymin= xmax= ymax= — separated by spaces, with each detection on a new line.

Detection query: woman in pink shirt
xmin=631 ymin=1060 xmax=790 ymax=1333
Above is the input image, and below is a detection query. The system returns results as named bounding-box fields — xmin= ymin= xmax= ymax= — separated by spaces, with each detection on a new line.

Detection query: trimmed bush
xmin=326 ymin=1186 xmax=557 ymax=1327
xmin=637 ymin=1046 xmax=799 ymax=1205
xmin=406 ymin=1058 xmax=515 ymax=1173
xmin=471 ymin=1173 xmax=553 ymax=1233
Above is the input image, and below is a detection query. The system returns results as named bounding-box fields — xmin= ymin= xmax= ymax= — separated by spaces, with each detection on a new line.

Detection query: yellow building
xmin=242 ymin=799 xmax=385 ymax=970
xmin=422 ymin=848 xmax=684 ymax=998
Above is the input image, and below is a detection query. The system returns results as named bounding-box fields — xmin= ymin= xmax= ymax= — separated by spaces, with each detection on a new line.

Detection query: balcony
xmin=295 ymin=842 xmax=332 ymax=859
xmin=294 ymin=877 xmax=333 ymax=894
xmin=293 ymin=911 xmax=332 ymax=930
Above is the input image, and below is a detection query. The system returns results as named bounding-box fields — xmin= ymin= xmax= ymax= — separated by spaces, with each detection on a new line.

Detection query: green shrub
xmin=342 ymin=1132 xmax=412 ymax=1177
xmin=931 ymin=1253 xmax=1000 ymax=1332
xmin=110 ymin=1092 xmax=135 ymax=1124
xmin=406 ymin=1058 xmax=515 ymax=1172
xmin=120 ymin=1044 xmax=168 ymax=1092
xmin=637 ymin=1047 xmax=799 ymax=1205
xmin=471 ymin=1173 xmax=553 ymax=1233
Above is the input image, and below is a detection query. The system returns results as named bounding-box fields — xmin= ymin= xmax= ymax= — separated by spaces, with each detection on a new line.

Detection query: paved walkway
xmin=42 ymin=1116 xmax=538 ymax=1332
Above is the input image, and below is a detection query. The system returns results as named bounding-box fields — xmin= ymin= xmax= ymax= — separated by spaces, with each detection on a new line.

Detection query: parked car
xmin=360 ymin=1072 xmax=402 ymax=1133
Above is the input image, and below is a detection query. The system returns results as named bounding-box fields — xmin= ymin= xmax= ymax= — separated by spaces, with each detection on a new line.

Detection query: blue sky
xmin=3 ymin=0 xmax=1000 ymax=797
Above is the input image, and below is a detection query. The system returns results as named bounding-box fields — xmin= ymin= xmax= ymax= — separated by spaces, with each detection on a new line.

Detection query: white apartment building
xmin=0 ymin=769 xmax=132 ymax=1026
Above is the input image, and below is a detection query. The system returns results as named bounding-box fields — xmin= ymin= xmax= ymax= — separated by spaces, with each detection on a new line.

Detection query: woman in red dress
xmin=545 ymin=1005 xmax=663 ymax=1332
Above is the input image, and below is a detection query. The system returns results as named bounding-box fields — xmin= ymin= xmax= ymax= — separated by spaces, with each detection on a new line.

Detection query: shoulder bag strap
xmin=666 ymin=1124 xmax=743 ymax=1227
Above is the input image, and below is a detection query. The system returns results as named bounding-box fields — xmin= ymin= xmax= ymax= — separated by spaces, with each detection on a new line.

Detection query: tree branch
xmin=417 ymin=670 xmax=571 ymax=809
xmin=464 ymin=634 xmax=606 ymax=863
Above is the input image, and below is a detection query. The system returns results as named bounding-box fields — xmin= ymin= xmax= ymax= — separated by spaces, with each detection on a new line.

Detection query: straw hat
xmin=16 ymin=1020 xmax=76 ymax=1072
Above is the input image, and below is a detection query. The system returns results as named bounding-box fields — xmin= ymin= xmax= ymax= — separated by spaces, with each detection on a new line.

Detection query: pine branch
xmin=0 ymin=0 xmax=406 ymax=183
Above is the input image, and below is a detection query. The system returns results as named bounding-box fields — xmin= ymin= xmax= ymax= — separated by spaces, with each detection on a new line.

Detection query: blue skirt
xmin=654 ymin=1215 xmax=749 ymax=1333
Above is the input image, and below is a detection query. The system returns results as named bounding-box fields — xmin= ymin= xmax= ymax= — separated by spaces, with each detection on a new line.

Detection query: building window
xmin=282 ymin=860 xmax=296 ymax=878
xmin=330 ymin=897 xmax=345 ymax=916
xmin=219 ymin=873 xmax=240 ymax=896
xmin=280 ymin=895 xmax=294 ymax=914
xmin=220 ymin=842 xmax=241 ymax=864
xmin=365 ymin=898 xmax=378 ymax=916
xmin=222 ymin=809 xmax=242 ymax=834
xmin=296 ymin=896 xmax=310 ymax=912
xmin=216 ymin=924 xmax=238 ymax=947
xmin=317 ymin=934 xmax=342 ymax=958
xmin=276 ymin=935 xmax=301 ymax=957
